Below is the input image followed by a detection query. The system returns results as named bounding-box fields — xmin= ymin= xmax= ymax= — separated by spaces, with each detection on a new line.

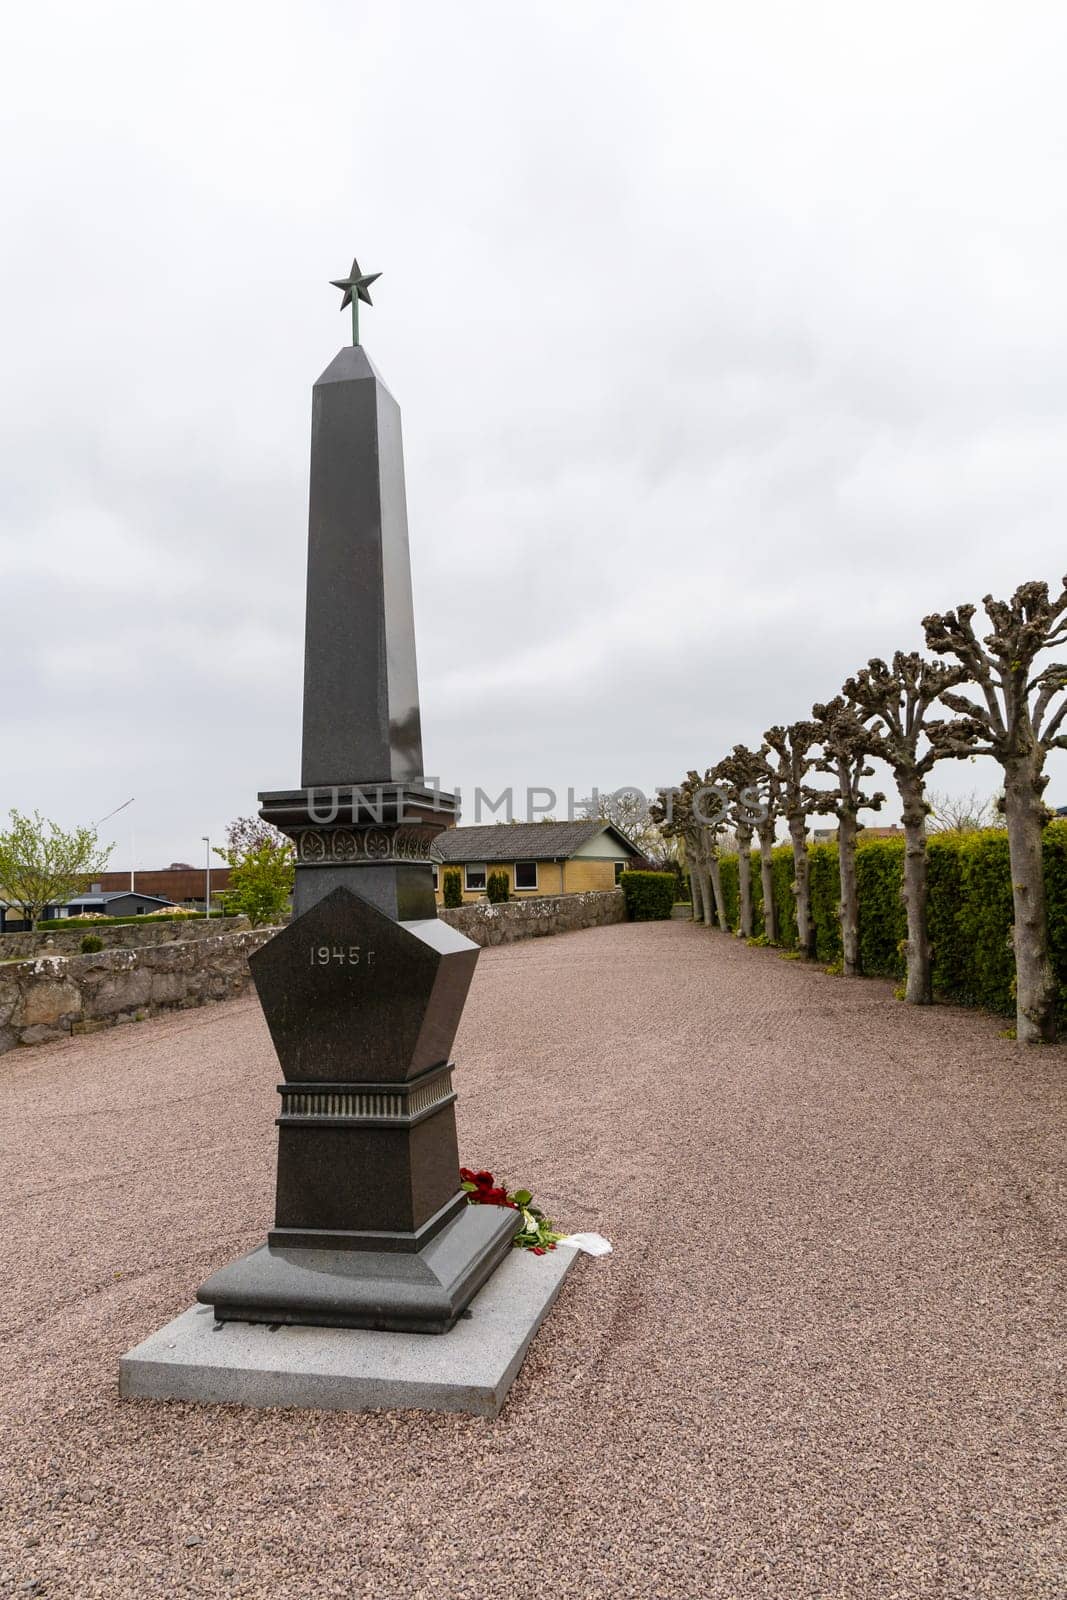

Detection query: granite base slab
xmin=120 ymin=1243 xmax=578 ymax=1418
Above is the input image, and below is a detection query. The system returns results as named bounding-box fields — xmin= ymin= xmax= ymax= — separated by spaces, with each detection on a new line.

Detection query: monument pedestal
xmin=197 ymin=1203 xmax=520 ymax=1334
xmin=194 ymin=885 xmax=519 ymax=1333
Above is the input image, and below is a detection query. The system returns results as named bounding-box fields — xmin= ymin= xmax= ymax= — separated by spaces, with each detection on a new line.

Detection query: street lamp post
xmin=202 ymin=835 xmax=211 ymax=918
xmin=94 ymin=797 xmax=135 ymax=893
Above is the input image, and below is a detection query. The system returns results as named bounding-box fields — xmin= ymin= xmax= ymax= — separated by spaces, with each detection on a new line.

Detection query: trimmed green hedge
xmin=718 ymin=847 xmax=798 ymax=945
xmin=30 ymin=911 xmax=225 ymax=930
xmin=771 ymin=847 xmax=799 ymax=948
xmin=855 ymin=837 xmax=905 ymax=977
xmin=715 ymin=823 xmax=1067 ymax=1018
xmin=619 ymin=871 xmax=676 ymax=921
xmin=720 ymin=859 xmax=739 ymax=930
xmin=808 ymin=844 xmax=840 ymax=962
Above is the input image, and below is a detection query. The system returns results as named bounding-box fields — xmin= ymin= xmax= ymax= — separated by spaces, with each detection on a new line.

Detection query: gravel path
xmin=0 ymin=920 xmax=1063 ymax=1599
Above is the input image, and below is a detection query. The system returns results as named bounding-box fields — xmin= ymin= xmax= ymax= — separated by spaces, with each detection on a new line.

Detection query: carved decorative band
xmin=296 ymin=826 xmax=437 ymax=866
xmin=278 ymin=1068 xmax=454 ymax=1126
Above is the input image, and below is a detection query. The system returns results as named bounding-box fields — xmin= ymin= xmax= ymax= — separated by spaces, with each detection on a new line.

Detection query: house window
xmin=614 ymin=862 xmax=626 ymax=885
xmin=431 ymin=864 xmax=439 ymax=891
xmin=514 ymin=861 xmax=538 ymax=891
xmin=464 ymin=863 xmax=487 ymax=893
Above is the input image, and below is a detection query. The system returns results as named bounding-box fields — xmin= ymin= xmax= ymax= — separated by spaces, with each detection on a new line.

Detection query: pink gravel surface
xmin=0 ymin=920 xmax=1063 ymax=1599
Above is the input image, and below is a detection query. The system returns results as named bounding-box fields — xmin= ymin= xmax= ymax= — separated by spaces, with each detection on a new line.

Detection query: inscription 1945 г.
xmin=309 ymin=945 xmax=376 ymax=968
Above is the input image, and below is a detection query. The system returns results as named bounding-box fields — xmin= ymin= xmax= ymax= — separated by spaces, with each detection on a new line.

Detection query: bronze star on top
xmin=330 ymin=257 xmax=381 ymax=345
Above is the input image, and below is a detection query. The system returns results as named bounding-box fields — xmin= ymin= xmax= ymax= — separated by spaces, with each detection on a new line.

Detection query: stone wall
xmin=439 ymin=888 xmax=625 ymax=946
xmin=0 ymin=915 xmax=251 ymax=963
xmin=0 ymin=927 xmax=274 ymax=1055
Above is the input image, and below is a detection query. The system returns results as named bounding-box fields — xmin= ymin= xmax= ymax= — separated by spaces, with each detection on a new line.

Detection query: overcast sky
xmin=3 ymin=2 xmax=1066 ymax=866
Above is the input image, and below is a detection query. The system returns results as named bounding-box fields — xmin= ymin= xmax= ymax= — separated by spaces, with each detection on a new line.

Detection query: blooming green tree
xmin=216 ymin=816 xmax=294 ymax=927
xmin=0 ymin=810 xmax=111 ymax=928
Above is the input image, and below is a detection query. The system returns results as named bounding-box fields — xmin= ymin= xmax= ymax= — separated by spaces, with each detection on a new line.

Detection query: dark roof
xmin=65 ymin=890 xmax=176 ymax=908
xmin=432 ymin=821 xmax=640 ymax=863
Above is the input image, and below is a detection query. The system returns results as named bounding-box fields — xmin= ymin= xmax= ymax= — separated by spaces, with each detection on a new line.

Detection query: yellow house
xmin=432 ymin=821 xmax=641 ymax=904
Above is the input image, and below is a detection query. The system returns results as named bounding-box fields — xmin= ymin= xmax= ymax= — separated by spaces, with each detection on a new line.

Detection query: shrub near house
xmin=442 ymin=869 xmax=463 ymax=909
xmin=619 ymin=871 xmax=676 ymax=921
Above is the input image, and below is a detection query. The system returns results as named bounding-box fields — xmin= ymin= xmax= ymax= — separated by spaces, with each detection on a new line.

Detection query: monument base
xmin=121 ymin=1244 xmax=577 ymax=1418
xmin=196 ymin=1202 xmax=519 ymax=1334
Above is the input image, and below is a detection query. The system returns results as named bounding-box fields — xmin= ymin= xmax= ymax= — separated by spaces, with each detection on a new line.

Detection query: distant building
xmin=56 ymin=889 xmax=177 ymax=919
xmin=86 ymin=867 xmax=232 ymax=907
xmin=0 ymin=886 xmax=178 ymax=932
xmin=432 ymin=820 xmax=641 ymax=903
xmin=0 ymin=864 xmax=235 ymax=933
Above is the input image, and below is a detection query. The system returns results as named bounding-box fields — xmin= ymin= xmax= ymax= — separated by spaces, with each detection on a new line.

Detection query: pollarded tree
xmin=811 ymin=697 xmax=885 ymax=977
xmin=747 ymin=749 xmax=783 ymax=944
xmin=693 ymin=769 xmax=731 ymax=929
xmin=924 ymin=578 xmax=1067 ymax=1043
xmin=650 ymin=784 xmax=703 ymax=922
xmin=711 ymin=746 xmax=766 ymax=938
xmin=652 ymin=774 xmax=729 ymax=929
xmin=681 ymin=771 xmax=727 ymax=930
xmin=761 ymin=721 xmax=827 ymax=958
xmin=0 ymin=810 xmax=112 ymax=928
xmin=843 ymin=653 xmax=969 ymax=1003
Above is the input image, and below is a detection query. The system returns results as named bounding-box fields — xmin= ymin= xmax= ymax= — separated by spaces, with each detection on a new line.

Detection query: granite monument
xmin=196 ymin=259 xmax=519 ymax=1333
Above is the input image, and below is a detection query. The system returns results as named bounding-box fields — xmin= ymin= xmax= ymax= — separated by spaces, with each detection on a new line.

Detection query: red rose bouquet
xmin=459 ymin=1167 xmax=563 ymax=1254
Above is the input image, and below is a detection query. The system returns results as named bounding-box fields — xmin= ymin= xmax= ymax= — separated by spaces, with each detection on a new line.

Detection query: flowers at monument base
xmin=459 ymin=1167 xmax=563 ymax=1253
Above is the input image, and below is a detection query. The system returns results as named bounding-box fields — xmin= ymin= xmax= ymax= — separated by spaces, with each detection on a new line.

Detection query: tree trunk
xmin=757 ymin=821 xmax=777 ymax=943
xmin=837 ymin=809 xmax=860 ymax=977
xmin=688 ymin=867 xmax=701 ymax=922
xmin=788 ymin=814 xmax=814 ymax=957
xmin=696 ymin=860 xmax=714 ymax=927
xmin=736 ymin=825 xmax=754 ymax=938
xmin=1003 ymin=756 xmax=1056 ymax=1043
xmin=707 ymin=852 xmax=728 ymax=929
xmin=898 ymin=774 xmax=931 ymax=1004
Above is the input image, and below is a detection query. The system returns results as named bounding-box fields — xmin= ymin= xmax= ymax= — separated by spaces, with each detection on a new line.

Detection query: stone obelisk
xmin=197 ymin=259 xmax=518 ymax=1333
